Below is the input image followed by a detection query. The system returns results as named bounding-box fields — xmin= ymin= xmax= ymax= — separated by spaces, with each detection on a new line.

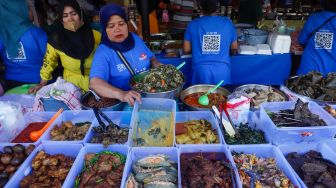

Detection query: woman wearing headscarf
xmin=89 ymin=4 xmax=161 ymax=105
xmin=0 ymin=0 xmax=47 ymax=91
xmin=29 ymin=0 xmax=101 ymax=93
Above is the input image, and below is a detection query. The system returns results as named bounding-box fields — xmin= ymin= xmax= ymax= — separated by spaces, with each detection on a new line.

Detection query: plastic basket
xmin=40 ymin=110 xmax=95 ymax=144
xmin=63 ymin=145 xmax=130 ymax=188
xmin=179 ymin=145 xmax=239 ymax=188
xmin=260 ymin=101 xmax=336 ymax=145
xmin=6 ymin=143 xmax=82 ymax=188
xmin=83 ymin=111 xmax=132 ymax=146
xmin=228 ymin=145 xmax=300 ymax=188
xmin=129 ymin=98 xmax=176 ymax=147
xmin=278 ymin=142 xmax=336 ymax=188
xmin=122 ymin=147 xmax=179 ymax=188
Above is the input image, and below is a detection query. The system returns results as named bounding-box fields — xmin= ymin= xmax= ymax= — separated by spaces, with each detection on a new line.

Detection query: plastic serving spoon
xmin=198 ymin=80 xmax=224 ymax=106
xmin=29 ymin=108 xmax=63 ymax=141
xmin=176 ymin=61 xmax=186 ymax=70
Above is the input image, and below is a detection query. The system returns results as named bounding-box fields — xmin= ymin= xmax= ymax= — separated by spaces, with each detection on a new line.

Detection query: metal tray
xmin=233 ymin=84 xmax=290 ymax=109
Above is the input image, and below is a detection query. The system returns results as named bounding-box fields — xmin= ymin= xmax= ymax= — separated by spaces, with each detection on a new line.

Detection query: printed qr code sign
xmin=315 ymin=32 xmax=333 ymax=50
xmin=202 ymin=34 xmax=221 ymax=52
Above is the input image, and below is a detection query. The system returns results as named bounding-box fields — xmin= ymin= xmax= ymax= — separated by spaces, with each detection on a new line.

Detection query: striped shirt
xmin=170 ymin=0 xmax=195 ymax=31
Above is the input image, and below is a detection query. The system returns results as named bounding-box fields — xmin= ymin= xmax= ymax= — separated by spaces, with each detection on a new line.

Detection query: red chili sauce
xmin=12 ymin=122 xmax=47 ymax=143
xmin=184 ymin=92 xmax=227 ymax=108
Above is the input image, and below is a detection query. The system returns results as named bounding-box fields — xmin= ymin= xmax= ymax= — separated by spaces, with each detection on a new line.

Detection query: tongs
xmin=93 ymin=108 xmax=120 ymax=131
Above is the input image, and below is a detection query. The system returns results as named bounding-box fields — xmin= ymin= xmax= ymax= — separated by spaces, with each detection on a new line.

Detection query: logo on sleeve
xmin=139 ymin=53 xmax=148 ymax=61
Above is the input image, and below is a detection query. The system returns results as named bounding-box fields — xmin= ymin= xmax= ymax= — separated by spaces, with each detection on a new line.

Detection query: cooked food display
xmin=233 ymin=153 xmax=295 ymax=188
xmin=125 ymin=154 xmax=178 ymax=188
xmin=82 ymin=94 xmax=119 ymax=109
xmin=224 ymin=123 xmax=266 ymax=145
xmin=0 ymin=144 xmax=35 ymax=188
xmin=268 ymin=99 xmax=326 ymax=127
xmin=181 ymin=152 xmax=233 ymax=188
xmin=286 ymin=150 xmax=336 ymax=188
xmin=234 ymin=85 xmax=287 ymax=108
xmin=176 ymin=119 xmax=219 ymax=144
xmin=50 ymin=121 xmax=91 ymax=141
xmin=75 ymin=151 xmax=126 ymax=188
xmin=132 ymin=65 xmax=184 ymax=93
xmin=184 ymin=92 xmax=226 ymax=108
xmin=90 ymin=124 xmax=129 ymax=147
xmin=286 ymin=71 xmax=336 ymax=102
xmin=133 ymin=110 xmax=174 ymax=147
xmin=20 ymin=150 xmax=74 ymax=188
xmin=324 ymin=105 xmax=336 ymax=118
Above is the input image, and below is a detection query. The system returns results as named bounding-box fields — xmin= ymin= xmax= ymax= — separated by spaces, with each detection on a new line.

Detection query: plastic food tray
xmin=228 ymin=145 xmax=300 ymax=188
xmin=83 ymin=111 xmax=132 ymax=146
xmin=122 ymin=147 xmax=179 ymax=188
xmin=260 ymin=101 xmax=336 ymax=145
xmin=63 ymin=145 xmax=130 ymax=188
xmin=222 ymin=111 xmax=272 ymax=146
xmin=179 ymin=145 xmax=239 ymax=188
xmin=11 ymin=112 xmax=56 ymax=145
xmin=41 ymin=110 xmax=95 ymax=144
xmin=129 ymin=98 xmax=176 ymax=147
xmin=278 ymin=142 xmax=336 ymax=188
xmin=324 ymin=140 xmax=336 ymax=153
xmin=6 ymin=143 xmax=82 ymax=188
xmin=175 ymin=111 xmax=224 ymax=147
xmin=0 ymin=143 xmax=37 ymax=188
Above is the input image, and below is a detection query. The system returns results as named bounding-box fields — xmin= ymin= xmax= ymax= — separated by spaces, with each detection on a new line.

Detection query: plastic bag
xmin=226 ymin=95 xmax=251 ymax=125
xmin=0 ymin=101 xmax=25 ymax=142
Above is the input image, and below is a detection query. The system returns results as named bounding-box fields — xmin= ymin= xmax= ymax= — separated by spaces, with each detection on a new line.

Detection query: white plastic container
xmin=268 ymin=32 xmax=291 ymax=54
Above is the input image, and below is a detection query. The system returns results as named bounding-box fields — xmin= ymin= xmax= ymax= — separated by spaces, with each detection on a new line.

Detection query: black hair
xmin=200 ymin=0 xmax=218 ymax=14
xmin=321 ymin=0 xmax=336 ymax=12
xmin=57 ymin=0 xmax=83 ymax=21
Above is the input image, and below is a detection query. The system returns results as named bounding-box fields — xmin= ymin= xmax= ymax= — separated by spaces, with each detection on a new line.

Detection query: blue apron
xmin=191 ymin=62 xmax=231 ymax=85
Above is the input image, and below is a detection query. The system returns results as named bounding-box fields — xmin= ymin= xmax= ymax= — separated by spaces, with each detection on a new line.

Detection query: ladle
xmin=198 ymin=80 xmax=224 ymax=106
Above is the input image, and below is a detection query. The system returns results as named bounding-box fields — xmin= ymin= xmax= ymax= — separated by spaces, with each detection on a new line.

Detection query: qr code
xmin=202 ymin=35 xmax=221 ymax=52
xmin=6 ymin=42 xmax=26 ymax=60
xmin=315 ymin=32 xmax=333 ymax=50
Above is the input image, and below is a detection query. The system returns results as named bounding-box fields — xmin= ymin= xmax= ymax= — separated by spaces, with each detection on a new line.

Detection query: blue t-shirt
xmin=0 ymin=26 xmax=47 ymax=83
xmin=184 ymin=16 xmax=237 ymax=84
xmin=90 ymin=33 xmax=154 ymax=90
xmin=297 ymin=11 xmax=336 ymax=76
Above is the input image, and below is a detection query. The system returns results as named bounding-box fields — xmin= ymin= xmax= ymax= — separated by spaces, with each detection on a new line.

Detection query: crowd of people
xmin=0 ymin=0 xmax=335 ymax=103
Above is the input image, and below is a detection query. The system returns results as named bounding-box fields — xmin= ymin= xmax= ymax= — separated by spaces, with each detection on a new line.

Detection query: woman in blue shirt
xmin=297 ymin=0 xmax=336 ymax=76
xmin=183 ymin=0 xmax=238 ymax=85
xmin=89 ymin=4 xmax=161 ymax=105
xmin=0 ymin=0 xmax=47 ymax=91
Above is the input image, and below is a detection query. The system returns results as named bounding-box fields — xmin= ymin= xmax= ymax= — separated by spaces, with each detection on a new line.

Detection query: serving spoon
xmin=198 ymin=80 xmax=224 ymax=106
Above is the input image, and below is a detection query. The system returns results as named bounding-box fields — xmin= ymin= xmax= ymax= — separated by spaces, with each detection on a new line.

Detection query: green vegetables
xmin=224 ymin=123 xmax=266 ymax=145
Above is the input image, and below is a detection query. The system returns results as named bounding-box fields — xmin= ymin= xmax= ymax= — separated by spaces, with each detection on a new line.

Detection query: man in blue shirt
xmin=183 ymin=0 xmax=238 ymax=85
xmin=297 ymin=0 xmax=336 ymax=76
xmin=0 ymin=0 xmax=47 ymax=91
